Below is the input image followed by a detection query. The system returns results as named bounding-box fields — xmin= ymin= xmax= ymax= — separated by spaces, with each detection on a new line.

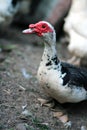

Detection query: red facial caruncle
xmin=22 ymin=21 xmax=53 ymax=36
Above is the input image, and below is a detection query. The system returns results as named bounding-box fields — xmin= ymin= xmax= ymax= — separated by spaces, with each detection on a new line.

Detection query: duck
xmin=64 ymin=0 xmax=87 ymax=66
xmin=0 ymin=0 xmax=21 ymax=27
xmin=22 ymin=21 xmax=87 ymax=127
xmin=23 ymin=21 xmax=87 ymax=104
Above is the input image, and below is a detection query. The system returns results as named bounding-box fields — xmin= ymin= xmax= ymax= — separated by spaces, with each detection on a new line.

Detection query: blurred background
xmin=1 ymin=0 xmax=87 ymax=67
xmin=0 ymin=0 xmax=71 ymax=36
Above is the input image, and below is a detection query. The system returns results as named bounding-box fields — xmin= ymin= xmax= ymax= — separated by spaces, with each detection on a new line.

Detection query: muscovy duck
xmin=23 ymin=21 xmax=87 ymax=104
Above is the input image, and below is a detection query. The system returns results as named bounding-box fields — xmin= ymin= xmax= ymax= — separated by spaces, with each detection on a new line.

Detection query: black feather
xmin=46 ymin=61 xmax=52 ymax=66
xmin=61 ymin=62 xmax=87 ymax=90
xmin=51 ymin=56 xmax=58 ymax=65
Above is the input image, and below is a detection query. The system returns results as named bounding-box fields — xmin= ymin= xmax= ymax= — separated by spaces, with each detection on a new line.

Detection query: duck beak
xmin=22 ymin=28 xmax=34 ymax=34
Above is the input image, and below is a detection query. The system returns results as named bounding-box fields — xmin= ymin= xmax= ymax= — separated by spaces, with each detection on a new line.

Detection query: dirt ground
xmin=0 ymin=26 xmax=87 ymax=130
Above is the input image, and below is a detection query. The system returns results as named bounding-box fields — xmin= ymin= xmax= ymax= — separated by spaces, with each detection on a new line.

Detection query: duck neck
xmin=41 ymin=41 xmax=59 ymax=67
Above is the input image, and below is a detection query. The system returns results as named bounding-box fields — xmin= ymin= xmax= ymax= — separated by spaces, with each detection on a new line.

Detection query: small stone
xmin=81 ymin=126 xmax=87 ymax=130
xmin=19 ymin=85 xmax=26 ymax=91
xmin=21 ymin=68 xmax=32 ymax=79
xmin=22 ymin=109 xmax=32 ymax=117
xmin=22 ymin=104 xmax=27 ymax=110
xmin=16 ymin=123 xmax=26 ymax=130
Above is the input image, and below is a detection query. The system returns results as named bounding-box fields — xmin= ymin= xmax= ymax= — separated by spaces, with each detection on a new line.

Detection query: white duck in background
xmin=0 ymin=0 xmax=20 ymax=26
xmin=64 ymin=0 xmax=87 ymax=66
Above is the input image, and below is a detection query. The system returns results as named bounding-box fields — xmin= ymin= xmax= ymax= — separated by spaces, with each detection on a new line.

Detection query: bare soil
xmin=0 ymin=26 xmax=87 ymax=130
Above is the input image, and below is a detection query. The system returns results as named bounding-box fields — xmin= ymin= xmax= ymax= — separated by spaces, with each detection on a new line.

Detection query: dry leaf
xmin=38 ymin=98 xmax=54 ymax=107
xmin=37 ymin=98 xmax=49 ymax=106
xmin=43 ymin=102 xmax=54 ymax=108
xmin=59 ymin=114 xmax=68 ymax=123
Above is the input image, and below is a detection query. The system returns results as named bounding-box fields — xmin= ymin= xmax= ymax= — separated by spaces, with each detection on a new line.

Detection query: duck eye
xmin=42 ymin=24 xmax=46 ymax=28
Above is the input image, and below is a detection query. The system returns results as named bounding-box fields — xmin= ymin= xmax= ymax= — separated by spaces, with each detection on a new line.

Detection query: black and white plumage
xmin=23 ymin=21 xmax=87 ymax=104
